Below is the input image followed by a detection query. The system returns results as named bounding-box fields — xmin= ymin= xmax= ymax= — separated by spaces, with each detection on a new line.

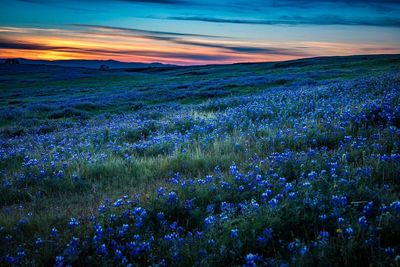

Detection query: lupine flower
xmin=257 ymin=236 xmax=268 ymax=246
xmin=308 ymin=171 xmax=317 ymax=180
xmin=230 ymin=162 xmax=238 ymax=175
xmin=390 ymin=201 xmax=400 ymax=213
xmin=284 ymin=183 xmax=293 ymax=192
xmin=268 ymin=198 xmax=278 ymax=208
xmin=164 ymin=232 xmax=179 ymax=242
xmin=345 ymin=227 xmax=354 ymax=236
xmin=168 ymin=191 xmax=178 ymax=204
xmin=204 ymin=215 xmax=216 ymax=227
xmin=299 ymin=245 xmax=308 ymax=255
xmin=56 ymin=170 xmax=64 ymax=179
xmin=110 ymin=214 xmax=117 ymax=222
xmin=35 ymin=237 xmax=44 ymax=247
xmin=170 ymin=221 xmax=178 ymax=230
xmin=51 ymin=227 xmax=58 ymax=238
xmin=244 ymin=253 xmax=260 ymax=267
xmin=71 ymin=173 xmax=79 ymax=182
xmin=98 ymin=204 xmax=107 ymax=213
xmin=230 ymin=228 xmax=239 ymax=239
xmin=384 ymin=247 xmax=395 ymax=256
xmin=206 ymin=204 xmax=214 ymax=214
xmin=68 ymin=218 xmax=79 ymax=229
xmin=157 ymin=212 xmax=165 ymax=222
xmin=363 ymin=201 xmax=374 ymax=216
xmin=97 ymin=244 xmax=108 ymax=255
xmin=358 ymin=216 xmax=368 ymax=229
xmin=115 ymin=249 xmax=123 ymax=259
xmin=320 ymin=231 xmax=330 ymax=239
xmin=261 ymin=189 xmax=272 ymax=200
xmin=113 ymin=199 xmax=124 ymax=207
xmin=157 ymin=187 xmax=165 ymax=197
xmin=55 ymin=256 xmax=64 ymax=267
xmin=340 ymin=195 xmax=348 ymax=206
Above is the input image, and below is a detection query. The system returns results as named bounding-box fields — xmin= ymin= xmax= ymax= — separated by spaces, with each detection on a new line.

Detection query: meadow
xmin=0 ymin=54 xmax=400 ymax=266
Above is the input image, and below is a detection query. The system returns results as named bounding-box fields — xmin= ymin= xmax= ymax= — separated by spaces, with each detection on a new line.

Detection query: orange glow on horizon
xmin=1 ymin=26 xmax=400 ymax=65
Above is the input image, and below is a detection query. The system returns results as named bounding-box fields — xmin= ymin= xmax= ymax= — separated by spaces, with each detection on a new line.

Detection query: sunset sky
xmin=0 ymin=0 xmax=400 ymax=65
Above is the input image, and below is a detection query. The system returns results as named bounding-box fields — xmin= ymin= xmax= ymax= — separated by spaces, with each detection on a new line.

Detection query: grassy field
xmin=0 ymin=54 xmax=400 ymax=266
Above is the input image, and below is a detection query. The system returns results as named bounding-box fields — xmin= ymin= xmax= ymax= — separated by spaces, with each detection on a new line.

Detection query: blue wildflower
xmin=390 ymin=201 xmax=400 ymax=213
xmin=244 ymin=253 xmax=260 ymax=267
xmin=98 ymin=204 xmax=107 ymax=213
xmin=157 ymin=212 xmax=165 ymax=222
xmin=204 ymin=215 xmax=216 ymax=227
xmin=157 ymin=187 xmax=165 ymax=197
xmin=230 ymin=228 xmax=239 ymax=239
xmin=384 ymin=247 xmax=395 ymax=256
xmin=68 ymin=218 xmax=79 ymax=229
xmin=345 ymin=227 xmax=354 ymax=236
xmin=168 ymin=191 xmax=178 ymax=204
xmin=113 ymin=198 xmax=124 ymax=207
xmin=319 ymin=231 xmax=330 ymax=239
xmin=363 ymin=201 xmax=373 ymax=216
xmin=55 ymin=256 xmax=64 ymax=267
xmin=358 ymin=216 xmax=368 ymax=229
xmin=51 ymin=227 xmax=58 ymax=238
xmin=319 ymin=214 xmax=328 ymax=221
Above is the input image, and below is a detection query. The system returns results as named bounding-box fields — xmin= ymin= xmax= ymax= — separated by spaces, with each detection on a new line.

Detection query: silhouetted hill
xmin=0 ymin=58 xmax=173 ymax=69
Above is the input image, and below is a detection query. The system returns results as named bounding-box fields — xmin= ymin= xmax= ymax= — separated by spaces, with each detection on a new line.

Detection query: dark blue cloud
xmin=71 ymin=24 xmax=221 ymax=38
xmin=0 ymin=27 xmax=309 ymax=62
xmin=175 ymin=40 xmax=308 ymax=56
xmin=0 ymin=38 xmax=67 ymax=50
xmin=167 ymin=15 xmax=400 ymax=27
xmin=19 ymin=0 xmax=185 ymax=4
xmin=19 ymin=0 xmax=400 ymax=6
xmin=71 ymin=24 xmax=306 ymax=55
xmin=0 ymin=37 xmax=234 ymax=61
xmin=269 ymin=0 xmax=400 ymax=7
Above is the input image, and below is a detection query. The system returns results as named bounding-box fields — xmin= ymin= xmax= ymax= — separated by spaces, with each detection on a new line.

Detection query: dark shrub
xmin=73 ymin=102 xmax=101 ymax=111
xmin=48 ymin=108 xmax=85 ymax=119
xmin=0 ymin=126 xmax=26 ymax=138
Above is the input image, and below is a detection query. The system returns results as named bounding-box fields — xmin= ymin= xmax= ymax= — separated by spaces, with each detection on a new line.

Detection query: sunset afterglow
xmin=1 ymin=0 xmax=400 ymax=65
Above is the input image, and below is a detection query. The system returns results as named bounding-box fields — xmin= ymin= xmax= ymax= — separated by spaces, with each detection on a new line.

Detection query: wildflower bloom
xmin=68 ymin=218 xmax=79 ymax=229
xmin=168 ymin=191 xmax=178 ymax=204
xmin=55 ymin=256 xmax=64 ymax=267
xmin=51 ymin=227 xmax=58 ymax=238
xmin=345 ymin=227 xmax=354 ymax=236
xmin=204 ymin=215 xmax=216 ymax=227
xmin=358 ymin=216 xmax=368 ymax=229
xmin=98 ymin=204 xmax=107 ymax=213
xmin=320 ymin=231 xmax=330 ymax=239
xmin=113 ymin=199 xmax=124 ymax=207
xmin=244 ymin=253 xmax=261 ymax=267
xmin=230 ymin=228 xmax=239 ymax=239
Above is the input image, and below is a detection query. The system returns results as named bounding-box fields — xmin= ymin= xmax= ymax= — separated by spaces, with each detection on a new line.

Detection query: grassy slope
xmin=0 ymin=54 xmax=399 ymax=266
xmin=1 ymin=55 xmax=399 ymax=125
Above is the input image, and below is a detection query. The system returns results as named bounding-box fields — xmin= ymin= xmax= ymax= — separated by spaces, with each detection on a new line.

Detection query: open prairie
xmin=1 ymin=54 xmax=400 ymax=266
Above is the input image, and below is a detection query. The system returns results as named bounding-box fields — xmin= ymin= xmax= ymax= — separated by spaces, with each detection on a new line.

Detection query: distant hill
xmin=0 ymin=58 xmax=174 ymax=69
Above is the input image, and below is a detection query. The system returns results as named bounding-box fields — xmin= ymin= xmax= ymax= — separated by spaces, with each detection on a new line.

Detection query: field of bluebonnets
xmin=0 ymin=54 xmax=400 ymax=266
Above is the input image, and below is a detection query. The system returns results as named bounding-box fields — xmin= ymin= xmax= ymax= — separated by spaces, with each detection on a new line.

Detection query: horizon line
xmin=2 ymin=53 xmax=399 ymax=67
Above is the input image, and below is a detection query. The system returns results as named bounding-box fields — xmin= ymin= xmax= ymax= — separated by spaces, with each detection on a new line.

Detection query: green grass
xmin=0 ymin=54 xmax=399 ymax=266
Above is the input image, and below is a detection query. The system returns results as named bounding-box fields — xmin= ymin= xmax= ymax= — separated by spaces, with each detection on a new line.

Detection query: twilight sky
xmin=0 ymin=0 xmax=399 ymax=65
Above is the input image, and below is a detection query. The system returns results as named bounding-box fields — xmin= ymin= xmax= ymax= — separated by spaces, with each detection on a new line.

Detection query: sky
xmin=0 ymin=0 xmax=399 ymax=65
